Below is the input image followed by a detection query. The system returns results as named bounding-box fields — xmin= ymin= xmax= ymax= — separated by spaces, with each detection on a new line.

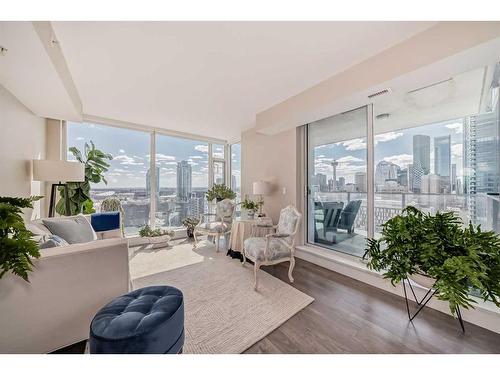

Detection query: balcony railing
xmin=312 ymin=191 xmax=500 ymax=234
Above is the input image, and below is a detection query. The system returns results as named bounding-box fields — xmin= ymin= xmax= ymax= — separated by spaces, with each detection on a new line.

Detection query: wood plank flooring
xmin=244 ymin=259 xmax=500 ymax=353
xmin=53 ymin=256 xmax=500 ymax=354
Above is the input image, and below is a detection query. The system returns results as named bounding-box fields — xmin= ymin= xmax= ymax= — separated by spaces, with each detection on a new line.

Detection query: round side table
xmin=227 ymin=218 xmax=274 ymax=260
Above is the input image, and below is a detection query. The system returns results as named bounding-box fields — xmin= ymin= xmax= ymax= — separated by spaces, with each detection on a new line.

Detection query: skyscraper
xmin=413 ymin=135 xmax=431 ymax=175
xmin=434 ymin=135 xmax=451 ymax=177
xmin=146 ymin=166 xmax=160 ymax=200
xmin=331 ymin=160 xmax=339 ymax=190
xmin=176 ymin=160 xmax=192 ymax=201
xmin=355 ymin=171 xmax=367 ymax=192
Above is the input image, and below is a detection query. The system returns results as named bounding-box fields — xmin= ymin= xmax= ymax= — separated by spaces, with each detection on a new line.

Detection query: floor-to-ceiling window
xmin=373 ymin=63 xmax=500 ymax=236
xmin=307 ymin=106 xmax=368 ymax=257
xmin=155 ymin=134 xmax=209 ymax=228
xmin=306 ymin=62 xmax=500 ymax=257
xmin=67 ymin=122 xmax=228 ymax=236
xmin=67 ymin=122 xmax=151 ymax=236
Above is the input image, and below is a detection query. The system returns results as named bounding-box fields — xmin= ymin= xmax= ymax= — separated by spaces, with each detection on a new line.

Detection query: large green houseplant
xmin=364 ymin=206 xmax=500 ymax=316
xmin=205 ymin=184 xmax=236 ymax=202
xmin=0 ymin=196 xmax=42 ymax=282
xmin=56 ymin=141 xmax=112 ymax=216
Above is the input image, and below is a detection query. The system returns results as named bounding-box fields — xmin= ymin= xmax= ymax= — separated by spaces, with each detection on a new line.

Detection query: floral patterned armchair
xmin=243 ymin=205 xmax=302 ymax=291
xmin=193 ymin=198 xmax=235 ymax=252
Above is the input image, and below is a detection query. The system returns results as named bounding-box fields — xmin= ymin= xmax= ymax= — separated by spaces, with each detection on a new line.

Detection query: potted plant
xmin=139 ymin=225 xmax=175 ymax=247
xmin=363 ymin=206 xmax=500 ymax=317
xmin=56 ymin=141 xmax=113 ymax=216
xmin=0 ymin=196 xmax=43 ymax=282
xmin=182 ymin=217 xmax=199 ymax=238
xmin=205 ymin=184 xmax=236 ymax=202
xmin=241 ymin=197 xmax=259 ymax=220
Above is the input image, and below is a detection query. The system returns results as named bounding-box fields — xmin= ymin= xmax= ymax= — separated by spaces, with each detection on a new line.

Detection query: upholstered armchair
xmin=242 ymin=205 xmax=302 ymax=291
xmin=193 ymin=198 xmax=235 ymax=252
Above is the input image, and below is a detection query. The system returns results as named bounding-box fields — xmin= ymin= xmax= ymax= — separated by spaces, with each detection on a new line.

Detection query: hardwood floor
xmin=53 ymin=256 xmax=500 ymax=354
xmin=244 ymin=258 xmax=500 ymax=353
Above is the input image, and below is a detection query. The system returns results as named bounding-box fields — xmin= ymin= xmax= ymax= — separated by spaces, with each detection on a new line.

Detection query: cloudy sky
xmin=67 ymin=122 xmax=230 ymax=188
xmin=312 ymin=118 xmax=464 ymax=184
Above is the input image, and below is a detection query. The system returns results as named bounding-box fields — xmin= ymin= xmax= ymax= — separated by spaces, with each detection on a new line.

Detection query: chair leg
xmin=242 ymin=250 xmax=246 ymax=266
xmin=215 ymin=234 xmax=220 ymax=252
xmin=288 ymin=256 xmax=295 ymax=283
xmin=193 ymin=230 xmax=198 ymax=248
xmin=253 ymin=260 xmax=261 ymax=291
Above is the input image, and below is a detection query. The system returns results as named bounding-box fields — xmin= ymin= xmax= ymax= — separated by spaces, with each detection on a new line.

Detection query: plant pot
xmin=186 ymin=228 xmax=194 ymax=238
xmin=243 ymin=209 xmax=255 ymax=220
xmin=409 ymin=273 xmax=437 ymax=290
xmin=145 ymin=234 xmax=171 ymax=247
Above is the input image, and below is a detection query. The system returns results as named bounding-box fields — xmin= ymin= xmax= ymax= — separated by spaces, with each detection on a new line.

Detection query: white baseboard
xmin=295 ymin=244 xmax=500 ymax=335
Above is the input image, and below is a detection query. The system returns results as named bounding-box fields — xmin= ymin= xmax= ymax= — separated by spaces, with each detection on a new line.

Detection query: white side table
xmin=228 ymin=218 xmax=274 ymax=257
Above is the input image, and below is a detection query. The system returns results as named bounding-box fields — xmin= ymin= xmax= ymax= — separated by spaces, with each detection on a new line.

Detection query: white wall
xmin=241 ymin=126 xmax=304 ymax=242
xmin=0 ymin=85 xmax=46 ymax=219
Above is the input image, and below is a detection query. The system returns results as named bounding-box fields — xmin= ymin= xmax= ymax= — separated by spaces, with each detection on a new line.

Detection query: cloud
xmin=336 ymin=156 xmax=364 ymax=164
xmin=446 ymin=122 xmax=463 ymax=134
xmin=119 ymin=149 xmax=125 ymax=153
xmin=190 ymin=155 xmax=204 ymax=160
xmin=76 ymin=137 xmax=84 ymax=141
xmin=382 ymin=154 xmax=413 ymax=167
xmin=113 ymin=168 xmax=128 ymax=173
xmin=195 ymin=145 xmax=208 ymax=153
xmin=341 ymin=138 xmax=366 ymax=151
xmin=162 ymin=161 xmax=178 ymax=166
xmin=155 ymin=153 xmax=176 ymax=161
xmin=113 ymin=155 xmax=144 ymax=166
xmin=375 ymin=132 xmax=403 ymax=143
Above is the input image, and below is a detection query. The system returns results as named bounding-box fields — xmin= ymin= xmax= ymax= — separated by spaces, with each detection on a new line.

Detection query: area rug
xmin=131 ymin=241 xmax=314 ymax=354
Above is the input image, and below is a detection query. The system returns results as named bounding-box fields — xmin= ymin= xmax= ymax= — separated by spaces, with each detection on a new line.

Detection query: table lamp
xmin=33 ymin=160 xmax=85 ymax=217
xmin=253 ymin=180 xmax=271 ymax=217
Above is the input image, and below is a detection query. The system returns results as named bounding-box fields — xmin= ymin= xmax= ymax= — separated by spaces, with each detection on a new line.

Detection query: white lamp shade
xmin=253 ymin=181 xmax=271 ymax=195
xmin=33 ymin=160 xmax=85 ymax=182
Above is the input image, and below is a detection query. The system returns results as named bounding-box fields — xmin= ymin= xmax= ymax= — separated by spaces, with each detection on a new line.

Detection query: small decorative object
xmin=364 ymin=206 xmax=500 ymax=332
xmin=241 ymin=197 xmax=259 ymax=219
xmin=101 ymin=197 xmax=125 ymax=236
xmin=55 ymin=141 xmax=113 ymax=216
xmin=139 ymin=225 xmax=174 ymax=247
xmin=182 ymin=217 xmax=199 ymax=238
xmin=205 ymin=184 xmax=236 ymax=202
xmin=0 ymin=196 xmax=43 ymax=282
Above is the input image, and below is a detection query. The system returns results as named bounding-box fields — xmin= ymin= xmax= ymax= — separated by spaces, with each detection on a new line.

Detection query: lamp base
xmin=49 ymin=182 xmax=70 ymax=217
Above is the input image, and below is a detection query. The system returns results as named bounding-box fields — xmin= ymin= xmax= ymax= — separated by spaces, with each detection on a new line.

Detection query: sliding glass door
xmin=306 ymin=61 xmax=500 ymax=257
xmin=307 ymin=106 xmax=368 ymax=257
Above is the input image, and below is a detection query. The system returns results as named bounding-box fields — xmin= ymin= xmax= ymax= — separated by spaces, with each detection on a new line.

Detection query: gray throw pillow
xmin=42 ymin=215 xmax=97 ymax=244
xmin=39 ymin=235 xmax=70 ymax=249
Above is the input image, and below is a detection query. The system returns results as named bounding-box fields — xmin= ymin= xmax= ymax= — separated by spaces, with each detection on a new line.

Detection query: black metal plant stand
xmin=402 ymin=277 xmax=465 ymax=333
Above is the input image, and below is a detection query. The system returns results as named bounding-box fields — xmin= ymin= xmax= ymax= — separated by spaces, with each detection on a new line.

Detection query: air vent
xmin=376 ymin=113 xmax=390 ymax=120
xmin=368 ymin=88 xmax=392 ymax=99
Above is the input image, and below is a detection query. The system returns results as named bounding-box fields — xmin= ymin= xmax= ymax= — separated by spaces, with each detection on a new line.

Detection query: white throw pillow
xmin=42 ymin=214 xmax=98 ymax=244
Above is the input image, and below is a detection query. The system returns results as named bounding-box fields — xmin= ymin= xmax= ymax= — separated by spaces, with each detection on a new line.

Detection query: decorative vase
xmin=409 ymin=273 xmax=437 ymax=290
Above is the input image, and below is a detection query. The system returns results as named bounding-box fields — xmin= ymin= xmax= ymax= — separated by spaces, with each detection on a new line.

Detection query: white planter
xmin=409 ymin=273 xmax=436 ymax=289
xmin=145 ymin=234 xmax=171 ymax=246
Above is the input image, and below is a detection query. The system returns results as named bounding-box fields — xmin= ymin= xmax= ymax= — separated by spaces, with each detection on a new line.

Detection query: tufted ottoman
xmin=89 ymin=286 xmax=184 ymax=354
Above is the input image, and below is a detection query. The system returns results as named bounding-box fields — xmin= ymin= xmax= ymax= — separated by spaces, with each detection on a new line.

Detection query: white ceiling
xmin=49 ymin=21 xmax=436 ymax=141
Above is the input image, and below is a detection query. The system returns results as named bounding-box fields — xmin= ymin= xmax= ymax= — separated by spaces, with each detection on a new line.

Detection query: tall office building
xmin=338 ymin=177 xmax=346 ymax=191
xmin=354 ymin=171 xmax=367 ymax=192
xmin=451 ymin=164 xmax=457 ymax=192
xmin=375 ymin=161 xmax=400 ymax=191
xmin=413 ymin=135 xmax=431 ymax=175
xmin=410 ymin=162 xmax=424 ymax=193
xmin=146 ymin=166 xmax=160 ymax=200
xmin=176 ymin=160 xmax=192 ymax=201
xmin=434 ymin=135 xmax=451 ymax=177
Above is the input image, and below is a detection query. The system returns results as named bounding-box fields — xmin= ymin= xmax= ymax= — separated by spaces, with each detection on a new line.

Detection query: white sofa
xmin=0 ymin=216 xmax=130 ymax=354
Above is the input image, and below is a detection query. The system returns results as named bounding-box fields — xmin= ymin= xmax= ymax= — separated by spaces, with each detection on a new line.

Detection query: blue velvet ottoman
xmin=89 ymin=286 xmax=184 ymax=354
